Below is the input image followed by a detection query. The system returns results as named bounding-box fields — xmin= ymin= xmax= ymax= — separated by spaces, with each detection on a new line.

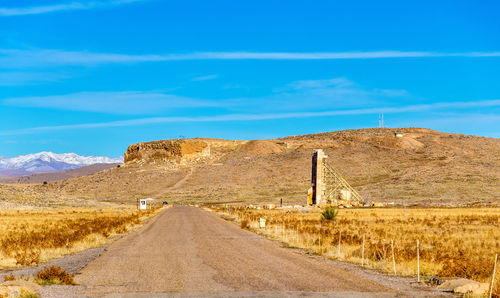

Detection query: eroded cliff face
xmin=124 ymin=139 xmax=242 ymax=164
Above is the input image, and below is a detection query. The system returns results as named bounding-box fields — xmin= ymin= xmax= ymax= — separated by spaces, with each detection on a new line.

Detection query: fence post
xmin=391 ymin=239 xmax=396 ymax=275
xmin=490 ymin=253 xmax=498 ymax=298
xmin=318 ymin=223 xmax=322 ymax=253
xmin=296 ymin=226 xmax=298 ymax=246
xmin=383 ymin=239 xmax=386 ymax=260
xmin=362 ymin=234 xmax=365 ymax=267
xmin=337 ymin=230 xmax=342 ymax=258
xmin=417 ymin=239 xmax=420 ymax=282
xmin=382 ymin=239 xmax=386 ymax=270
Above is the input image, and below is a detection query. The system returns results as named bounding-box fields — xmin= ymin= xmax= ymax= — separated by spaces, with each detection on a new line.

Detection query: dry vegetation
xmin=1 ymin=266 xmax=75 ymax=297
xmin=0 ymin=208 xmax=159 ymax=267
xmin=212 ymin=206 xmax=500 ymax=295
xmin=35 ymin=266 xmax=75 ymax=285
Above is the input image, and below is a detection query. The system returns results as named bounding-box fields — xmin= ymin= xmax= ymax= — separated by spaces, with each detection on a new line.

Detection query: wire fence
xmin=212 ymin=206 xmax=500 ymax=296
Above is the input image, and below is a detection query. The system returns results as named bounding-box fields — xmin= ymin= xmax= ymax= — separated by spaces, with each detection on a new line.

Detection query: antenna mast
xmin=378 ymin=113 xmax=384 ymax=128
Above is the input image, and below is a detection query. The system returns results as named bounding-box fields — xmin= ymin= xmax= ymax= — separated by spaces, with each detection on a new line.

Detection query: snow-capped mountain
xmin=0 ymin=152 xmax=123 ymax=176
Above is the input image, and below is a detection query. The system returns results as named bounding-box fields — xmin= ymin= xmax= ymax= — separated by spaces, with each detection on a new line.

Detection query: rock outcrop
xmin=124 ymin=138 xmax=242 ymax=164
xmin=438 ymin=278 xmax=489 ymax=295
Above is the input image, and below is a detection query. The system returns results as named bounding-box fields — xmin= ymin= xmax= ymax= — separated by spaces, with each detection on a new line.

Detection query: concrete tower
xmin=311 ymin=149 xmax=327 ymax=205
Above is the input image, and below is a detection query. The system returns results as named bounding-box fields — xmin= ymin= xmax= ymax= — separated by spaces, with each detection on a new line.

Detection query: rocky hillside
xmin=3 ymin=128 xmax=499 ymax=207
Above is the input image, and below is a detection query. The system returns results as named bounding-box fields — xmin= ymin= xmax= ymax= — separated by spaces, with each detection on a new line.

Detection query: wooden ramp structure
xmin=309 ymin=149 xmax=363 ymax=206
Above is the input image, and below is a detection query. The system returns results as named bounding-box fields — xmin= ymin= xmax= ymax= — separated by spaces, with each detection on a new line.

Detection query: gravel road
xmin=42 ymin=206 xmax=447 ymax=297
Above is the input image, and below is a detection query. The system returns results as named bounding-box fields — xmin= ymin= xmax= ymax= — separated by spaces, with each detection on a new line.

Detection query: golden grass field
xmin=0 ymin=207 xmax=159 ymax=268
xmin=213 ymin=206 xmax=500 ymax=295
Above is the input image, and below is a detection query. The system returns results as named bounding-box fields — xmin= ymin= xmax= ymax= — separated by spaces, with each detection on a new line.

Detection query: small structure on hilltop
xmin=394 ymin=132 xmax=404 ymax=138
xmin=308 ymin=149 xmax=363 ymax=207
xmin=138 ymin=198 xmax=155 ymax=210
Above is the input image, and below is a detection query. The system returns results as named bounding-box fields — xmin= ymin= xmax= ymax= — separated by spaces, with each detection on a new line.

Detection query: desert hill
xmin=1 ymin=128 xmax=499 ymax=207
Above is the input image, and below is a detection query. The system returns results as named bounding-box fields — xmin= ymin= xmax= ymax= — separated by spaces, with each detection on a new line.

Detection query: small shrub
xmin=18 ymin=289 xmax=39 ymax=298
xmin=36 ymin=266 xmax=75 ymax=285
xmin=321 ymin=206 xmax=338 ymax=221
xmin=3 ymin=273 xmax=16 ymax=281
xmin=240 ymin=219 xmax=249 ymax=229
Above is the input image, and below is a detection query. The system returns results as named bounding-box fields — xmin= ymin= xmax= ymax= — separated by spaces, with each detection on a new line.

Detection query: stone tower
xmin=311 ymin=149 xmax=327 ymax=205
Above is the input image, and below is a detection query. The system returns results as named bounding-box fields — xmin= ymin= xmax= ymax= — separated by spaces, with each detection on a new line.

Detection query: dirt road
xmin=42 ymin=206 xmax=443 ymax=297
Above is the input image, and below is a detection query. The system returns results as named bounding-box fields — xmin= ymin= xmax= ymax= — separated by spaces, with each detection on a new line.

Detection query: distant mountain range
xmin=0 ymin=152 xmax=123 ymax=176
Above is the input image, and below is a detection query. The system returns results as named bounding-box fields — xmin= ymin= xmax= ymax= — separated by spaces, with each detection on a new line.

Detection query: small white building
xmin=394 ymin=132 xmax=404 ymax=138
xmin=138 ymin=198 xmax=154 ymax=210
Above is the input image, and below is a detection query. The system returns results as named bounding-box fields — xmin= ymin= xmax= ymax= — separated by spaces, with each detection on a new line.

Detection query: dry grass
xmin=213 ymin=206 xmax=500 ymax=295
xmin=0 ymin=207 xmax=159 ymax=267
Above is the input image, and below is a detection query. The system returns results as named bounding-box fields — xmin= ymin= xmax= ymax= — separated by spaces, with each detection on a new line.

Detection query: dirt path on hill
xmin=41 ymin=206 xmax=448 ymax=297
xmin=153 ymin=168 xmax=193 ymax=200
xmin=169 ymin=168 xmax=193 ymax=190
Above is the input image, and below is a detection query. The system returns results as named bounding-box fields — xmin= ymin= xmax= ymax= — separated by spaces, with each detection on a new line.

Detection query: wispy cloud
xmin=1 ymin=48 xmax=500 ymax=68
xmin=0 ymin=71 xmax=69 ymax=86
xmin=2 ymin=78 xmax=402 ymax=114
xmin=263 ymin=78 xmax=409 ymax=110
xmin=0 ymin=0 xmax=146 ymax=16
xmin=1 ymin=99 xmax=498 ymax=136
xmin=192 ymin=74 xmax=219 ymax=81
xmin=3 ymin=91 xmax=219 ymax=114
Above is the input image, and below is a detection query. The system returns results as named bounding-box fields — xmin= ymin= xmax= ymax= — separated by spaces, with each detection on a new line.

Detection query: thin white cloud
xmin=1 ymin=78 xmax=404 ymax=114
xmin=192 ymin=74 xmax=219 ymax=81
xmin=286 ymin=78 xmax=354 ymax=90
xmin=0 ymin=71 xmax=69 ymax=86
xmin=1 ymin=99 xmax=498 ymax=136
xmin=264 ymin=77 xmax=409 ymax=110
xmin=1 ymin=49 xmax=500 ymax=68
xmin=3 ymin=91 xmax=219 ymax=114
xmin=0 ymin=0 xmax=146 ymax=16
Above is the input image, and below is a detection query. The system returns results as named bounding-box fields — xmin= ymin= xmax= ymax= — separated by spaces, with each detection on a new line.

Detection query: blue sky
xmin=0 ymin=0 xmax=499 ymax=157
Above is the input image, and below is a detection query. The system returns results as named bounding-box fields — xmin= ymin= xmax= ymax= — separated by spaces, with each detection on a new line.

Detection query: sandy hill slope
xmin=2 ymin=128 xmax=499 ymax=207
